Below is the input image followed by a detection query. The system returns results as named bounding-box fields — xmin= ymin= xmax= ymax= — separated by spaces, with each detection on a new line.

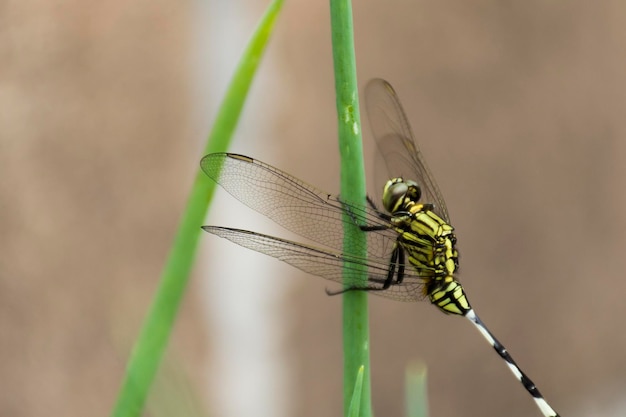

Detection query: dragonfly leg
xmin=396 ymin=246 xmax=406 ymax=284
xmin=366 ymin=196 xmax=392 ymax=220
xmin=324 ymin=246 xmax=403 ymax=296
xmin=325 ymin=284 xmax=392 ymax=296
xmin=366 ymin=195 xmax=379 ymax=210
xmin=360 ymin=224 xmax=391 ymax=232
xmin=360 ymin=197 xmax=393 ymax=231
xmin=339 ymin=195 xmax=392 ymax=231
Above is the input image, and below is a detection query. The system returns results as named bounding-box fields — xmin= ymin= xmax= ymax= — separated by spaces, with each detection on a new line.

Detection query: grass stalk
xmin=329 ymin=1 xmax=372 ymax=416
xmin=110 ymin=2 xmax=284 ymax=416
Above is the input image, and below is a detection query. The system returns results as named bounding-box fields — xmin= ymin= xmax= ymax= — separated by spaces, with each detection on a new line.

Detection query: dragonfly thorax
xmin=398 ymin=210 xmax=467 ymax=315
xmin=382 ymin=177 xmax=421 ymax=214
xmin=383 ymin=183 xmax=467 ymax=315
xmin=398 ymin=207 xmax=458 ymax=277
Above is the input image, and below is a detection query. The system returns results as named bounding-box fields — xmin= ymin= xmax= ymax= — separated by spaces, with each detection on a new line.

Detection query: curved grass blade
xmin=110 ymin=2 xmax=284 ymax=416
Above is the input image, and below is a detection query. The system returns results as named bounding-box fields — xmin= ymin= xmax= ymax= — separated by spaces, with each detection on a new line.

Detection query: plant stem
xmin=329 ymin=1 xmax=372 ymax=416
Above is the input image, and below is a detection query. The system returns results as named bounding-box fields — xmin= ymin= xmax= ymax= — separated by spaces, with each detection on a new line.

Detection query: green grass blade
xmin=110 ymin=2 xmax=284 ymax=417
xmin=405 ymin=362 xmax=429 ymax=417
xmin=347 ymin=365 xmax=365 ymax=417
xmin=328 ymin=1 xmax=372 ymax=417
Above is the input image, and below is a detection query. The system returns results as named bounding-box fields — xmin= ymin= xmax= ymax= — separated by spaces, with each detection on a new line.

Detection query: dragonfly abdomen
xmin=428 ymin=278 xmax=471 ymax=315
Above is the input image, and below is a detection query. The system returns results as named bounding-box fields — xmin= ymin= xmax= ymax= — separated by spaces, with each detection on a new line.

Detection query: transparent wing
xmin=203 ymin=226 xmax=428 ymax=303
xmin=365 ymin=79 xmax=451 ymax=222
xmin=201 ymin=152 xmax=399 ymax=261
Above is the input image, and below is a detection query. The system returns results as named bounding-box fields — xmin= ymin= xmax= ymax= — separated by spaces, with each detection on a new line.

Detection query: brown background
xmin=2 ymin=1 xmax=625 ymax=417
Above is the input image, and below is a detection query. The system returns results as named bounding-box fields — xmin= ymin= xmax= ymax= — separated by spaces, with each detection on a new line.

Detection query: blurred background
xmin=2 ymin=1 xmax=625 ymax=416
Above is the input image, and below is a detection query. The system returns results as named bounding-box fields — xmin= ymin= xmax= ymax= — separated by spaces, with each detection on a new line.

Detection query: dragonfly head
xmin=382 ymin=178 xmax=421 ymax=214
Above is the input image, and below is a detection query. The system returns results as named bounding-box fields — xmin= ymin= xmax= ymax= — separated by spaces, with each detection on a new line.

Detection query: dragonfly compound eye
xmin=383 ymin=178 xmax=421 ymax=214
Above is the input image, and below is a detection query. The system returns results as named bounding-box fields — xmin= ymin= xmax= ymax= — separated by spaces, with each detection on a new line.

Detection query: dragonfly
xmin=201 ymin=79 xmax=560 ymax=417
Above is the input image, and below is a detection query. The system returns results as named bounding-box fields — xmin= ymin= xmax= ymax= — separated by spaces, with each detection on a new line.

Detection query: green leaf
xmin=110 ymin=2 xmax=284 ymax=417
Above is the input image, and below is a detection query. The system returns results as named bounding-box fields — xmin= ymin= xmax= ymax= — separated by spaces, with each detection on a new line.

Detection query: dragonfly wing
xmin=201 ymin=153 xmax=396 ymax=258
xmin=204 ymin=226 xmax=428 ymax=303
xmin=365 ymin=79 xmax=451 ymax=223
